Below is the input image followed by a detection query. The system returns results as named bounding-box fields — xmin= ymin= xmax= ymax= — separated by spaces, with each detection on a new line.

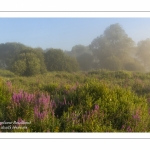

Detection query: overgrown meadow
xmin=1 ymin=69 xmax=150 ymax=132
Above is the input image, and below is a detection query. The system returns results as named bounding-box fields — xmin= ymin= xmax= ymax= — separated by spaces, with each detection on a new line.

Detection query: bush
xmin=1 ymin=71 xmax=150 ymax=132
xmin=0 ymin=78 xmax=11 ymax=121
xmin=0 ymin=69 xmax=16 ymax=78
xmin=42 ymin=78 xmax=150 ymax=132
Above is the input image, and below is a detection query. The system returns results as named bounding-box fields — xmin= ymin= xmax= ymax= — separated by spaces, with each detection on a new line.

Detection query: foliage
xmin=136 ymin=38 xmax=150 ymax=71
xmin=1 ymin=22 xmax=150 ymax=132
xmin=88 ymin=23 xmax=143 ymax=71
xmin=44 ymin=48 xmax=79 ymax=72
xmin=0 ymin=69 xmax=16 ymax=78
xmin=10 ymin=48 xmax=45 ymax=76
xmin=0 ymin=23 xmax=149 ymax=73
xmin=0 ymin=42 xmax=29 ymax=69
xmin=77 ymin=53 xmax=94 ymax=71
xmin=0 ymin=78 xmax=11 ymax=121
xmin=1 ymin=70 xmax=150 ymax=132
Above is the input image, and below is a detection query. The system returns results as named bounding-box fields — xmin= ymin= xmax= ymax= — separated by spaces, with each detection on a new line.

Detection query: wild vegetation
xmin=1 ymin=23 xmax=150 ymax=132
xmin=0 ymin=70 xmax=150 ymax=132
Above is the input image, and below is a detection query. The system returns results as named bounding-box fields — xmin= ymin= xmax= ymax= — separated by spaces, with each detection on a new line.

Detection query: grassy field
xmin=0 ymin=69 xmax=150 ymax=132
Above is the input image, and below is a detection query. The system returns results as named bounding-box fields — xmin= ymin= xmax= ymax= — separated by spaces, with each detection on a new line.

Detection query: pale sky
xmin=1 ymin=18 xmax=150 ymax=51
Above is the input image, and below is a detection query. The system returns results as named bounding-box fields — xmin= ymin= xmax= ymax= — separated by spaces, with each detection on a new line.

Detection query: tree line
xmin=0 ymin=44 xmax=79 ymax=76
xmin=0 ymin=23 xmax=150 ymax=76
xmin=66 ymin=23 xmax=150 ymax=72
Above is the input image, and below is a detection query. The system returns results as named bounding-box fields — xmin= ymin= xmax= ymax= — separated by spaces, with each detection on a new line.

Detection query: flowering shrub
xmin=0 ymin=70 xmax=150 ymax=132
xmin=58 ymin=80 xmax=150 ymax=132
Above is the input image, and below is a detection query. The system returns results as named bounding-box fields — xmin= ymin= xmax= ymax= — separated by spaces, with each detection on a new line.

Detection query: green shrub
xmin=58 ymin=79 xmax=150 ymax=132
xmin=1 ymin=70 xmax=150 ymax=132
xmin=0 ymin=78 xmax=11 ymax=121
xmin=0 ymin=69 xmax=16 ymax=78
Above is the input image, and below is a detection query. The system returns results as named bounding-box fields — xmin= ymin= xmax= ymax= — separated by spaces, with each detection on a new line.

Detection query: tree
xmin=44 ymin=48 xmax=79 ymax=72
xmin=10 ymin=48 xmax=44 ymax=76
xmin=70 ymin=45 xmax=90 ymax=58
xmin=64 ymin=55 xmax=80 ymax=72
xmin=124 ymin=60 xmax=145 ymax=71
xmin=77 ymin=53 xmax=94 ymax=71
xmin=0 ymin=42 xmax=28 ymax=69
xmin=136 ymin=38 xmax=150 ymax=71
xmin=33 ymin=47 xmax=47 ymax=73
xmin=89 ymin=23 xmax=138 ymax=71
xmin=11 ymin=59 xmax=27 ymax=76
xmin=101 ymin=55 xmax=123 ymax=70
xmin=64 ymin=45 xmax=94 ymax=71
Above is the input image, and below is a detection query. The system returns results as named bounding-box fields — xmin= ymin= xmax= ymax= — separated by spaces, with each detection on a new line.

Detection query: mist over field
xmin=0 ymin=23 xmax=150 ymax=74
xmin=1 ymin=22 xmax=150 ymax=132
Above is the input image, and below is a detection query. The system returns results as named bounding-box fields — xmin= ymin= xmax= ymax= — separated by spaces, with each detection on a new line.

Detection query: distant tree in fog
xmin=89 ymin=23 xmax=143 ymax=71
xmin=44 ymin=48 xmax=79 ymax=72
xmin=136 ymin=38 xmax=150 ymax=71
xmin=77 ymin=53 xmax=94 ymax=71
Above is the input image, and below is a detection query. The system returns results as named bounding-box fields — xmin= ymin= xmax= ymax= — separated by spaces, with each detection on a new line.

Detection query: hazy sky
xmin=1 ymin=18 xmax=150 ymax=51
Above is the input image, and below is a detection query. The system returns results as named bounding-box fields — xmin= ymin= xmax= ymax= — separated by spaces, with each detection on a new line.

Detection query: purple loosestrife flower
xmin=31 ymin=93 xmax=34 ymax=99
xmin=42 ymin=97 xmax=49 ymax=109
xmin=34 ymin=103 xmax=49 ymax=120
xmin=6 ymin=81 xmax=12 ymax=92
xmin=35 ymin=95 xmax=46 ymax=106
xmin=12 ymin=92 xmax=19 ymax=103
xmin=6 ymin=81 xmax=12 ymax=87
xmin=49 ymin=101 xmax=53 ymax=109
xmin=25 ymin=93 xmax=34 ymax=103
xmin=127 ymin=126 xmax=132 ymax=132
xmin=18 ymin=118 xmax=22 ymax=122
xmin=18 ymin=91 xmax=23 ymax=100
xmin=94 ymin=104 xmax=99 ymax=111
xmin=133 ymin=114 xmax=140 ymax=120
xmin=34 ymin=108 xmax=45 ymax=120
xmin=12 ymin=92 xmax=16 ymax=101
xmin=12 ymin=91 xmax=35 ymax=104
xmin=17 ymin=118 xmax=25 ymax=126
xmin=24 ymin=92 xmax=28 ymax=100
xmin=17 ymin=117 xmax=25 ymax=123
xmin=39 ymin=112 xmax=45 ymax=120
